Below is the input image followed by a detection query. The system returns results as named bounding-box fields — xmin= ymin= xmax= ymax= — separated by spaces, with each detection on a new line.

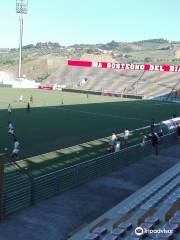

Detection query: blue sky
xmin=0 ymin=0 xmax=179 ymax=48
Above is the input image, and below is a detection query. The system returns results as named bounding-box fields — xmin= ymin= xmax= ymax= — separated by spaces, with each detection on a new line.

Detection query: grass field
xmin=1 ymin=88 xmax=180 ymax=177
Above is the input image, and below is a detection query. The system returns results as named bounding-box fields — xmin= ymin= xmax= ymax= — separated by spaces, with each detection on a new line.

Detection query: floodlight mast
xmin=16 ymin=0 xmax=28 ymax=80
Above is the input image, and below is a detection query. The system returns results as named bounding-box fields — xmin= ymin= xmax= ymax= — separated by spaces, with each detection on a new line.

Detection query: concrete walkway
xmin=0 ymin=144 xmax=179 ymax=240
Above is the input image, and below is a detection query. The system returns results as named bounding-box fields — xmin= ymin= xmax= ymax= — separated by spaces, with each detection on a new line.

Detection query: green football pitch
xmin=1 ymin=88 xmax=179 ymax=177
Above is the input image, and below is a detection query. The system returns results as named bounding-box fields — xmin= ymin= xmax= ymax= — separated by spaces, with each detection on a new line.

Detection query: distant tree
xmin=159 ymin=46 xmax=170 ymax=50
xmin=10 ymin=48 xmax=17 ymax=52
xmin=124 ymin=54 xmax=132 ymax=58
xmin=107 ymin=40 xmax=119 ymax=48
xmin=133 ymin=39 xmax=169 ymax=44
xmin=121 ymin=47 xmax=132 ymax=53
xmin=2 ymin=59 xmax=15 ymax=65
xmin=23 ymin=44 xmax=34 ymax=49
xmin=48 ymin=42 xmax=61 ymax=48
xmin=36 ymin=73 xmax=50 ymax=82
xmin=86 ymin=48 xmax=94 ymax=54
xmin=144 ymin=57 xmax=152 ymax=63
xmin=36 ymin=42 xmax=43 ymax=48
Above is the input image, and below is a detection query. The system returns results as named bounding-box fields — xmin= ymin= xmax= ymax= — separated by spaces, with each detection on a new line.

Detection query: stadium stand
xmin=70 ymin=161 xmax=180 ymax=240
xmin=44 ymin=66 xmax=180 ymax=99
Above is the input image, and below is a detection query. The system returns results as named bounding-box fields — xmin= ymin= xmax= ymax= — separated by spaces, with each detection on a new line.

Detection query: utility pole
xmin=16 ymin=0 xmax=28 ymax=80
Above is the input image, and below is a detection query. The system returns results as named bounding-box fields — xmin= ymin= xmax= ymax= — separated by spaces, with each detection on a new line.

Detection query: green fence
xmin=4 ymin=163 xmax=32 ymax=215
xmin=3 ymin=132 xmax=177 ymax=216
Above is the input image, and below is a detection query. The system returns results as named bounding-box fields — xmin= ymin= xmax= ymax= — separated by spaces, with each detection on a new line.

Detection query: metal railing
xmin=3 ymin=132 xmax=177 ymax=216
xmin=3 ymin=163 xmax=31 ymax=216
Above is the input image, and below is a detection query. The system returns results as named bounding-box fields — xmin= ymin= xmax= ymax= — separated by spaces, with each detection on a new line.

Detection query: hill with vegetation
xmin=0 ymin=39 xmax=180 ymax=83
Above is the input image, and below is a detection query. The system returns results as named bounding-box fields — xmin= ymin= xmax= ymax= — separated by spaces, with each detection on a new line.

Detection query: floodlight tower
xmin=16 ymin=0 xmax=28 ymax=80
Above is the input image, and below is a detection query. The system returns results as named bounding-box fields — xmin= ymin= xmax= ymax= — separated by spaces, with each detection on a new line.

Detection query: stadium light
xmin=16 ymin=0 xmax=28 ymax=80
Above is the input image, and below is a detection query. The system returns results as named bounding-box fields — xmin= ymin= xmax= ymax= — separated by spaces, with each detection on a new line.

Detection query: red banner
xmin=38 ymin=84 xmax=53 ymax=90
xmin=68 ymin=60 xmax=180 ymax=72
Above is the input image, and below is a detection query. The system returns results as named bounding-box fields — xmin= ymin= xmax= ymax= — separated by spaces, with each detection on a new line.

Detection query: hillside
xmin=0 ymin=39 xmax=180 ymax=83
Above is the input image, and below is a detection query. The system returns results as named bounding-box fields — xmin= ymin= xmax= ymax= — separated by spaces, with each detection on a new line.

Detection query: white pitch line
xmin=151 ymin=102 xmax=178 ymax=106
xmin=130 ymin=101 xmax=174 ymax=106
xmin=55 ymin=106 xmax=145 ymax=122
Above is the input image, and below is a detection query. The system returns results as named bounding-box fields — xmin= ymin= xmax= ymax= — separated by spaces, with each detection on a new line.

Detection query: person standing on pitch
xmin=8 ymin=121 xmax=15 ymax=136
xmin=11 ymin=138 xmax=20 ymax=162
xmin=19 ymin=95 xmax=23 ymax=102
xmin=30 ymin=95 xmax=33 ymax=104
xmin=27 ymin=102 xmax=30 ymax=112
xmin=8 ymin=104 xmax=12 ymax=114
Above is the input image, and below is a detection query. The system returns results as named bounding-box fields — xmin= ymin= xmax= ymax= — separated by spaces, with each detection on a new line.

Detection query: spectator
xmin=171 ymin=111 xmax=177 ymax=119
xmin=111 ymin=133 xmax=117 ymax=142
xmin=158 ymin=128 xmax=163 ymax=139
xmin=124 ymin=128 xmax=129 ymax=145
xmin=150 ymin=119 xmax=155 ymax=132
xmin=176 ymin=124 xmax=180 ymax=143
xmin=107 ymin=141 xmax=115 ymax=153
xmin=151 ymin=132 xmax=159 ymax=155
xmin=155 ymin=132 xmax=160 ymax=142
xmin=115 ymin=138 xmax=121 ymax=152
xmin=141 ymin=134 xmax=148 ymax=146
